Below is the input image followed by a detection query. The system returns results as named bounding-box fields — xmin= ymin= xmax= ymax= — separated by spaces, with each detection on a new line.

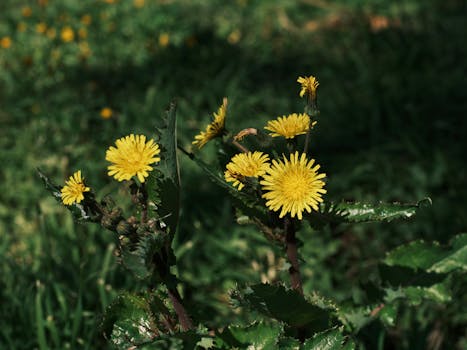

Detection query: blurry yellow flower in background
xmin=106 ymin=134 xmax=161 ymax=183
xmin=158 ymin=33 xmax=170 ymax=47
xmin=100 ymin=107 xmax=113 ymax=119
xmin=81 ymin=15 xmax=92 ymax=26
xmin=1 ymin=37 xmax=12 ymax=49
xmin=61 ymin=27 xmax=74 ymax=42
xmin=36 ymin=22 xmax=47 ymax=34
xmin=261 ymin=152 xmax=326 ymax=220
xmin=265 ymin=113 xmax=315 ymax=139
xmin=46 ymin=28 xmax=56 ymax=39
xmin=297 ymin=75 xmax=319 ymax=100
xmin=17 ymin=22 xmax=27 ymax=33
xmin=78 ymin=28 xmax=88 ymax=39
xmin=79 ymin=41 xmax=91 ymax=58
xmin=227 ymin=30 xmax=241 ymax=44
xmin=61 ymin=170 xmax=91 ymax=205
xmin=225 ymin=151 xmax=270 ymax=190
xmin=134 ymin=0 xmax=145 ymax=8
xmin=192 ymin=98 xmax=228 ymax=149
xmin=38 ymin=0 xmax=48 ymax=6
xmin=21 ymin=6 xmax=32 ymax=17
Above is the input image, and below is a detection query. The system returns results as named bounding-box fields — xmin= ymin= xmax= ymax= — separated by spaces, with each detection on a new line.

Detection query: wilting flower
xmin=297 ymin=75 xmax=319 ymax=100
xmin=106 ymin=134 xmax=161 ymax=183
xmin=261 ymin=152 xmax=326 ymax=220
xmin=61 ymin=170 xmax=91 ymax=205
xmin=225 ymin=151 xmax=270 ymax=190
xmin=264 ymin=113 xmax=315 ymax=139
xmin=192 ymin=98 xmax=227 ymax=148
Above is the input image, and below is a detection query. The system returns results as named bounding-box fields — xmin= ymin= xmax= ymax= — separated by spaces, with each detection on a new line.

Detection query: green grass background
xmin=1 ymin=0 xmax=466 ymax=348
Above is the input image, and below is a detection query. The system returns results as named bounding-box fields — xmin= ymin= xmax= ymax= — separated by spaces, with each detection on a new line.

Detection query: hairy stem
xmin=167 ymin=287 xmax=194 ymax=331
xmin=232 ymin=139 xmax=249 ymax=153
xmin=284 ymin=218 xmax=303 ymax=295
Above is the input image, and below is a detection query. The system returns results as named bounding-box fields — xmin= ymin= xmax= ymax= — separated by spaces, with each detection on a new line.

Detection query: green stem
xmin=284 ymin=218 xmax=303 ymax=295
xmin=167 ymin=287 xmax=194 ymax=331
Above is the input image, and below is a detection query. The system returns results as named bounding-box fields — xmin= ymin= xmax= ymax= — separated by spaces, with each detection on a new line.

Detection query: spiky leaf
xmin=214 ymin=321 xmax=284 ymax=349
xmin=231 ymin=284 xmax=336 ymax=332
xmin=302 ymin=327 xmax=354 ymax=350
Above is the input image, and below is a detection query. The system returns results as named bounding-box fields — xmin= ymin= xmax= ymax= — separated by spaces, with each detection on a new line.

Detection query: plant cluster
xmin=40 ymin=76 xmax=466 ymax=349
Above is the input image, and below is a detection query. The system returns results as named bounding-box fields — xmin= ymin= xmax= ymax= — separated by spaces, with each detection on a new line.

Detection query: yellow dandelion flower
xmin=61 ymin=27 xmax=74 ymax=42
xmin=81 ymin=15 xmax=92 ymax=26
xmin=106 ymin=134 xmax=161 ymax=183
xmin=36 ymin=22 xmax=47 ymax=34
xmin=61 ymin=170 xmax=91 ymax=205
xmin=297 ymin=75 xmax=319 ymax=100
xmin=100 ymin=107 xmax=113 ymax=119
xmin=264 ymin=113 xmax=316 ymax=139
xmin=46 ymin=28 xmax=56 ymax=39
xmin=260 ymin=152 xmax=326 ymax=220
xmin=225 ymin=151 xmax=270 ymax=190
xmin=134 ymin=0 xmax=145 ymax=8
xmin=158 ymin=33 xmax=170 ymax=47
xmin=78 ymin=28 xmax=87 ymax=39
xmin=0 ymin=37 xmax=12 ymax=49
xmin=21 ymin=6 xmax=32 ymax=17
xmin=192 ymin=98 xmax=228 ymax=149
xmin=17 ymin=22 xmax=27 ymax=33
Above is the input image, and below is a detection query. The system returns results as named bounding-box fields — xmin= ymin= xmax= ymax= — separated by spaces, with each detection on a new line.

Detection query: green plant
xmin=39 ymin=75 xmax=466 ymax=349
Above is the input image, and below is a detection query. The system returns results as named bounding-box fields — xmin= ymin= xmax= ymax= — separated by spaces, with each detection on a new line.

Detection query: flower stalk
xmin=284 ymin=218 xmax=303 ymax=295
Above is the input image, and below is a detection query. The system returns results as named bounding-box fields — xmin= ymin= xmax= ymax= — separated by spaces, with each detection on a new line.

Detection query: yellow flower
xmin=61 ymin=170 xmax=91 ymax=205
xmin=0 ymin=37 xmax=12 ymax=49
xmin=225 ymin=151 xmax=270 ymax=190
xmin=100 ymin=107 xmax=113 ymax=119
xmin=297 ymin=75 xmax=319 ymax=100
xmin=79 ymin=41 xmax=91 ymax=58
xmin=17 ymin=22 xmax=27 ymax=33
xmin=134 ymin=0 xmax=145 ymax=8
xmin=264 ymin=113 xmax=315 ymax=139
xmin=81 ymin=15 xmax=92 ymax=26
xmin=158 ymin=33 xmax=170 ymax=47
xmin=61 ymin=26 xmax=74 ymax=42
xmin=36 ymin=23 xmax=47 ymax=34
xmin=192 ymin=98 xmax=227 ymax=149
xmin=46 ymin=28 xmax=56 ymax=39
xmin=260 ymin=152 xmax=326 ymax=220
xmin=78 ymin=28 xmax=87 ymax=39
xmin=106 ymin=134 xmax=161 ymax=183
xmin=21 ymin=6 xmax=32 ymax=17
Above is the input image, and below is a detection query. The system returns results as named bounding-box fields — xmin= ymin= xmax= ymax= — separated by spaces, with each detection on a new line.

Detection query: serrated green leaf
xmin=148 ymin=102 xmax=180 ymax=236
xmin=301 ymin=327 xmax=345 ymax=350
xmin=101 ymin=293 xmax=155 ymax=348
xmin=231 ymin=284 xmax=337 ymax=332
xmin=384 ymin=281 xmax=452 ymax=305
xmin=379 ymin=264 xmax=445 ymax=287
xmin=383 ymin=233 xmax=467 ymax=273
xmin=215 ymin=321 xmax=283 ymax=349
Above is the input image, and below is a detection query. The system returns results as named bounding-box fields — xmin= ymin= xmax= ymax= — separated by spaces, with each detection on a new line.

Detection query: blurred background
xmin=1 ymin=0 xmax=466 ymax=348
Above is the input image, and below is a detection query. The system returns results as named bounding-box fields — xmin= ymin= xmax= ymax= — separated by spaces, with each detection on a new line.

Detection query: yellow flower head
xmin=192 ymin=98 xmax=227 ymax=149
xmin=0 ymin=37 xmax=12 ymax=49
xmin=158 ymin=33 xmax=170 ymax=47
xmin=106 ymin=134 xmax=161 ymax=183
xmin=61 ymin=26 xmax=74 ymax=42
xmin=21 ymin=6 xmax=32 ymax=17
xmin=225 ymin=151 xmax=270 ymax=190
xmin=260 ymin=152 xmax=326 ymax=220
xmin=297 ymin=75 xmax=319 ymax=100
xmin=81 ymin=15 xmax=92 ymax=26
xmin=36 ymin=22 xmax=47 ymax=34
xmin=264 ymin=113 xmax=316 ymax=139
xmin=61 ymin=170 xmax=91 ymax=205
xmin=100 ymin=107 xmax=113 ymax=119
